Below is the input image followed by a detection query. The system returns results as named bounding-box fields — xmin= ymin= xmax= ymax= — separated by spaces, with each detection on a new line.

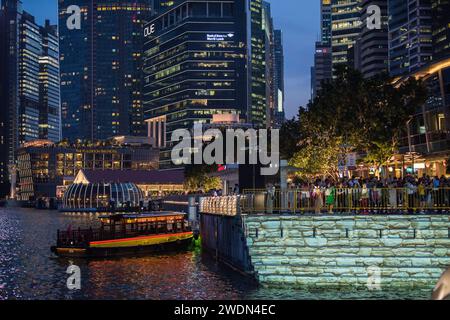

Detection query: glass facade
xmin=388 ymin=0 xmax=433 ymax=77
xmin=331 ymin=0 xmax=362 ymax=67
xmin=432 ymin=0 xmax=450 ymax=60
xmin=321 ymin=0 xmax=332 ymax=45
xmin=273 ymin=29 xmax=285 ymax=127
xmin=0 ymin=0 xmax=60 ymax=196
xmin=398 ymin=59 xmax=450 ymax=176
xmin=62 ymin=182 xmax=144 ymax=210
xmin=39 ymin=21 xmax=61 ymax=142
xmin=58 ymin=0 xmax=152 ymax=141
xmin=312 ymin=43 xmax=332 ymax=99
xmin=312 ymin=0 xmax=333 ymax=99
xmin=143 ymin=0 xmax=249 ymax=167
xmin=358 ymin=0 xmax=388 ymax=78
xmin=249 ymin=0 xmax=267 ymax=128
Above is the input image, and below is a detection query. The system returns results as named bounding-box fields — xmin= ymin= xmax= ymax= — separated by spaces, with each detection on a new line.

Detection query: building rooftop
xmin=74 ymin=169 xmax=185 ymax=185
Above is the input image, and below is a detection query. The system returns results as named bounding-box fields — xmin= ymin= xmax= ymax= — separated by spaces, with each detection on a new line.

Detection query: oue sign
xmin=144 ymin=24 xmax=156 ymax=37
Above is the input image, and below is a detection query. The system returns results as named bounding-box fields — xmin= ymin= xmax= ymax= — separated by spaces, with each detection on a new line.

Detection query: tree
xmin=184 ymin=164 xmax=222 ymax=193
xmin=279 ymin=116 xmax=302 ymax=160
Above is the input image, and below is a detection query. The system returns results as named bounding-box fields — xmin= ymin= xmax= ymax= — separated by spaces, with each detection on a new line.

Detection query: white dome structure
xmin=62 ymin=182 xmax=144 ymax=211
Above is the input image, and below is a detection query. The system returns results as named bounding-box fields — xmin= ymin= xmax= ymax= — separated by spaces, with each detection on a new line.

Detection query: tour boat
xmin=51 ymin=212 xmax=195 ymax=258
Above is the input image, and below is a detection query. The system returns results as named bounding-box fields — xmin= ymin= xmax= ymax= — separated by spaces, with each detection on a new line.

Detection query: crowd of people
xmin=277 ymin=174 xmax=450 ymax=215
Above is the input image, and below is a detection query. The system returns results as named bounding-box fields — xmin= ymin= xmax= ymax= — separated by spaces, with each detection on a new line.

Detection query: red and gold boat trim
xmin=89 ymin=231 xmax=193 ymax=249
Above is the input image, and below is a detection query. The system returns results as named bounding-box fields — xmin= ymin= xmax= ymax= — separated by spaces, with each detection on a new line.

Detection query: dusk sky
xmin=23 ymin=0 xmax=320 ymax=119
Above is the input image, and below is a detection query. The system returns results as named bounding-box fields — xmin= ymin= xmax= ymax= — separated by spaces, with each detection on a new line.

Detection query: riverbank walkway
xmin=199 ymin=188 xmax=450 ymax=216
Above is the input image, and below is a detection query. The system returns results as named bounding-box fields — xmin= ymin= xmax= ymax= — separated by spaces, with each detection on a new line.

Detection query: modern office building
xmin=356 ymin=0 xmax=389 ymax=78
xmin=262 ymin=1 xmax=284 ymax=128
xmin=311 ymin=43 xmax=333 ymax=99
xmin=143 ymin=0 xmax=275 ymax=167
xmin=0 ymin=0 xmax=60 ymax=197
xmin=321 ymin=0 xmax=332 ymax=45
xmin=16 ymin=138 xmax=159 ymax=201
xmin=58 ymin=0 xmax=152 ymax=142
xmin=388 ymin=0 xmax=433 ymax=77
xmin=273 ymin=29 xmax=285 ymax=127
xmin=249 ymin=0 xmax=268 ymax=128
xmin=431 ymin=0 xmax=450 ymax=60
xmin=312 ymin=0 xmax=333 ymax=99
xmin=331 ymin=0 xmax=362 ymax=68
xmin=39 ymin=20 xmax=61 ymax=142
xmin=151 ymin=0 xmax=185 ymax=14
xmin=262 ymin=1 xmax=274 ymax=128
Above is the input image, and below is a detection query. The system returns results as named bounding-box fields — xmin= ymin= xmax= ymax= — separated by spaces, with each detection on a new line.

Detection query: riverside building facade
xmin=396 ymin=57 xmax=450 ymax=177
xmin=16 ymin=138 xmax=159 ymax=201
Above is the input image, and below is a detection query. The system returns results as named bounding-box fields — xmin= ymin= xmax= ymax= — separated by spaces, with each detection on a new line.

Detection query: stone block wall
xmin=242 ymin=215 xmax=450 ymax=289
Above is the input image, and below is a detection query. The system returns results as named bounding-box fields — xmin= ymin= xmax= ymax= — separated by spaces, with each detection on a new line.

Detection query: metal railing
xmin=240 ymin=188 xmax=450 ymax=214
xmin=199 ymin=196 xmax=240 ymax=216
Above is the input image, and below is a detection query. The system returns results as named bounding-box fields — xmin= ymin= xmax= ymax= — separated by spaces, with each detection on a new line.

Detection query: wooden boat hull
xmin=51 ymin=231 xmax=194 ymax=258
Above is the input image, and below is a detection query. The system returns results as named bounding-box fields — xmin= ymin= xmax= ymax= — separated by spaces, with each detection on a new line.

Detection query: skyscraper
xmin=249 ymin=0 xmax=268 ymax=128
xmin=432 ymin=0 xmax=450 ymax=60
xmin=58 ymin=0 xmax=152 ymax=142
xmin=0 ymin=0 xmax=60 ymax=196
xmin=262 ymin=1 xmax=274 ymax=128
xmin=331 ymin=0 xmax=362 ymax=68
xmin=39 ymin=20 xmax=61 ymax=142
xmin=311 ymin=43 xmax=333 ymax=99
xmin=273 ymin=29 xmax=285 ymax=127
xmin=321 ymin=0 xmax=332 ymax=45
xmin=388 ymin=0 xmax=433 ymax=77
xmin=143 ymin=0 xmax=278 ymax=166
xmin=262 ymin=1 xmax=284 ymax=128
xmin=357 ymin=0 xmax=389 ymax=78
xmin=312 ymin=0 xmax=333 ymax=99
xmin=143 ymin=0 xmax=248 ymax=166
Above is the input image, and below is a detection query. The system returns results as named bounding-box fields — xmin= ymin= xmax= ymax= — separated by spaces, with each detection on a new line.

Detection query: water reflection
xmin=0 ymin=208 xmax=430 ymax=300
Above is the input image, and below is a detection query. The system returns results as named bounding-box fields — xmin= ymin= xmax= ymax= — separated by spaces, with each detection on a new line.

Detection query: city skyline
xmin=1 ymin=0 xmax=450 ymax=304
xmin=22 ymin=0 xmax=319 ymax=120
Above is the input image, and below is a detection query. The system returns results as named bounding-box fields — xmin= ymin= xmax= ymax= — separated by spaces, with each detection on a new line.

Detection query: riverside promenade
xmin=199 ymin=189 xmax=450 ymax=290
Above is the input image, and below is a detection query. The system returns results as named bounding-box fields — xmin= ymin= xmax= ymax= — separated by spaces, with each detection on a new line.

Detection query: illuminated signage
xmin=144 ymin=24 xmax=155 ymax=37
xmin=206 ymin=33 xmax=234 ymax=41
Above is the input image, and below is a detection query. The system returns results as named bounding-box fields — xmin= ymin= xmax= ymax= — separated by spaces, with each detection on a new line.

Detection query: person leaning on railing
xmin=360 ymin=184 xmax=369 ymax=214
xmin=325 ymin=184 xmax=335 ymax=214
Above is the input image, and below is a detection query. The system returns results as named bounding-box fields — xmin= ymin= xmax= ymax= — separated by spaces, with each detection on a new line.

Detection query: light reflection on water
xmin=0 ymin=208 xmax=430 ymax=300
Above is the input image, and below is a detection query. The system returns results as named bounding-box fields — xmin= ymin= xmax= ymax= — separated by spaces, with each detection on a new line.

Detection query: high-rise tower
xmin=331 ymin=0 xmax=362 ymax=68
xmin=143 ymin=0 xmax=279 ymax=167
xmin=388 ymin=0 xmax=433 ymax=77
xmin=0 ymin=0 xmax=61 ymax=196
xmin=357 ymin=0 xmax=389 ymax=78
xmin=59 ymin=0 xmax=152 ymax=141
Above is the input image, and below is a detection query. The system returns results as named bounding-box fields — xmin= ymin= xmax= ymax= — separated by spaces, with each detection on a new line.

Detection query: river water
xmin=0 ymin=208 xmax=431 ymax=300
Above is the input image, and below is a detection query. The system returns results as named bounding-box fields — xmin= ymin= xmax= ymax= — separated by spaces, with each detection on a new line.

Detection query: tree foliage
xmin=184 ymin=164 xmax=222 ymax=193
xmin=283 ymin=66 xmax=427 ymax=178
